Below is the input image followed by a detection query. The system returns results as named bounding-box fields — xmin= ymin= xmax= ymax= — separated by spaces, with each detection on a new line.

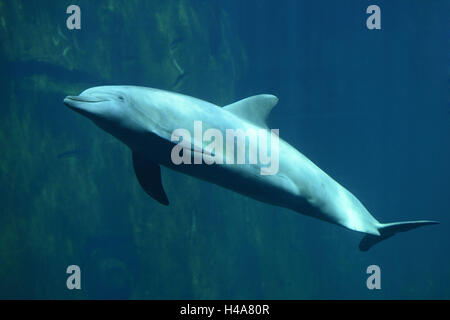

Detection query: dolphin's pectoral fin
xmin=223 ymin=94 xmax=278 ymax=128
xmin=132 ymin=152 xmax=169 ymax=205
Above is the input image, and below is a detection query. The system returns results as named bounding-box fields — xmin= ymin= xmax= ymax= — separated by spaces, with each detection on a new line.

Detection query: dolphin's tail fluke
xmin=359 ymin=220 xmax=439 ymax=251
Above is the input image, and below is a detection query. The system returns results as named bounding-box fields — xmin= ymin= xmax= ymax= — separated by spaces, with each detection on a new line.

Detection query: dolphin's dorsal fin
xmin=223 ymin=94 xmax=278 ymax=128
xmin=132 ymin=152 xmax=169 ymax=205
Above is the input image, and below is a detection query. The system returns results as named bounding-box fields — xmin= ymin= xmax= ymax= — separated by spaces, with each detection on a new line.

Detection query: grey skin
xmin=64 ymin=86 xmax=438 ymax=251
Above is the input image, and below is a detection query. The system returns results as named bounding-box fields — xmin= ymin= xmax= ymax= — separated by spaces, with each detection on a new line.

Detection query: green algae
xmin=0 ymin=0 xmax=250 ymax=299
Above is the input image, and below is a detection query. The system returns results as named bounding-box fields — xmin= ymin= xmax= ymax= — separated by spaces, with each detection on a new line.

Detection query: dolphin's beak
xmin=64 ymin=95 xmax=108 ymax=110
xmin=64 ymin=95 xmax=107 ymax=104
xmin=64 ymin=95 xmax=109 ymax=118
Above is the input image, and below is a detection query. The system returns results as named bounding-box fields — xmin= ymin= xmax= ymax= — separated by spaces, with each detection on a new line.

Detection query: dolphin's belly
xmin=150 ymin=135 xmax=325 ymax=218
xmin=165 ymin=160 xmax=301 ymax=206
xmin=138 ymin=118 xmax=364 ymax=228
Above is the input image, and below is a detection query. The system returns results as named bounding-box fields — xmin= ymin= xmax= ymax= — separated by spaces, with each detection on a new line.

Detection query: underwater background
xmin=0 ymin=0 xmax=448 ymax=299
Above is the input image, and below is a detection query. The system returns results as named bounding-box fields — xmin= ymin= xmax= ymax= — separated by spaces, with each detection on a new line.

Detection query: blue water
xmin=0 ymin=0 xmax=448 ymax=299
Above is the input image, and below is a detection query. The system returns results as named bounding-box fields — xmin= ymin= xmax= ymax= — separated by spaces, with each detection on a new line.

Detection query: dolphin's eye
xmin=118 ymin=96 xmax=124 ymax=101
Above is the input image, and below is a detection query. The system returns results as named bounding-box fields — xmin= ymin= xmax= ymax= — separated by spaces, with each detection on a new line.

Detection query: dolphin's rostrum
xmin=64 ymin=86 xmax=438 ymax=251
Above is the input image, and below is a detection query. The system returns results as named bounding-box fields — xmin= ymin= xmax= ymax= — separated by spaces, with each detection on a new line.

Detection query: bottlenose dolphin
xmin=64 ymin=86 xmax=438 ymax=251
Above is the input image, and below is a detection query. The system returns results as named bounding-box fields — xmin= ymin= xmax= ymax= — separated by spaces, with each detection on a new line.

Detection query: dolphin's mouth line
xmin=64 ymin=95 xmax=108 ymax=103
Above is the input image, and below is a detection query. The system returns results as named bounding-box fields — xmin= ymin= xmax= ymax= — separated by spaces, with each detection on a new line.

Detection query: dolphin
xmin=64 ymin=86 xmax=438 ymax=251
